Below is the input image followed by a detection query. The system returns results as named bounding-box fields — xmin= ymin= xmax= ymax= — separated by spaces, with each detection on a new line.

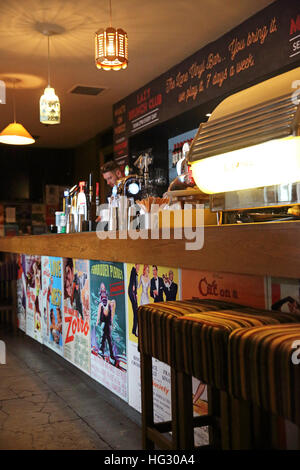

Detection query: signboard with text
xmin=113 ymin=0 xmax=300 ymax=157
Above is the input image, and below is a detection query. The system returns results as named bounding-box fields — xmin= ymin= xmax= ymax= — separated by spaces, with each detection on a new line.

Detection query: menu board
xmin=62 ymin=258 xmax=91 ymax=374
xmin=90 ymin=261 xmax=127 ymax=401
xmin=126 ymin=263 xmax=180 ymax=420
xmin=41 ymin=256 xmax=64 ymax=355
xmin=25 ymin=255 xmax=43 ymax=343
xmin=113 ymin=0 xmax=300 ymax=155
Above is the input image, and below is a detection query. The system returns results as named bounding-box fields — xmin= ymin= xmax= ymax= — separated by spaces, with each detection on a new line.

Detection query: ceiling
xmin=0 ymin=0 xmax=274 ymax=148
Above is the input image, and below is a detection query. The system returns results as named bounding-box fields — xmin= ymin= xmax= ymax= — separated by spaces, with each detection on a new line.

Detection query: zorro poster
xmin=62 ymin=258 xmax=90 ymax=374
xmin=90 ymin=260 xmax=127 ymax=401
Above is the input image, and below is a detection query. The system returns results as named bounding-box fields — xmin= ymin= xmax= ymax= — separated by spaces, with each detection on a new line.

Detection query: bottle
xmin=95 ymin=182 xmax=100 ymax=217
xmin=60 ymin=213 xmax=66 ymax=233
xmin=77 ymin=181 xmax=87 ymax=220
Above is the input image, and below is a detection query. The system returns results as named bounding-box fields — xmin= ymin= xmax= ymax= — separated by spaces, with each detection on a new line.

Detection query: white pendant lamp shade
xmin=40 ymin=86 xmax=60 ymax=124
xmin=40 ymin=33 xmax=60 ymax=125
xmin=0 ymin=122 xmax=35 ymax=145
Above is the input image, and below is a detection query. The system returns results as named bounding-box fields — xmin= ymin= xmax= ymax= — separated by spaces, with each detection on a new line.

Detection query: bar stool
xmin=138 ymin=299 xmax=246 ymax=450
xmin=227 ymin=323 xmax=300 ymax=437
xmin=138 ymin=300 xmax=300 ymax=450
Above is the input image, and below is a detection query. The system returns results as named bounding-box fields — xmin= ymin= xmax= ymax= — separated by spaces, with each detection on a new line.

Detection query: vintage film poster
xmin=126 ymin=263 xmax=180 ymax=422
xmin=25 ymin=255 xmax=43 ymax=343
xmin=181 ymin=270 xmax=267 ymax=310
xmin=16 ymin=254 xmax=26 ymax=332
xmin=268 ymin=277 xmax=300 ymax=315
xmin=90 ymin=260 xmax=127 ymax=401
xmin=63 ymin=258 xmax=90 ymax=374
xmin=41 ymin=256 xmax=64 ymax=355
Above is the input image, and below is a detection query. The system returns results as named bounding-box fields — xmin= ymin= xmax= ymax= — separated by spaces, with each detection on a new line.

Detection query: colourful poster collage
xmin=16 ymin=254 xmax=299 ymax=446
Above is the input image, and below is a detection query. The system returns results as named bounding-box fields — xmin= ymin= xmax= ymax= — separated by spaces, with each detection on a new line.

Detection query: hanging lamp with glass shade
xmin=40 ymin=34 xmax=61 ymax=125
xmin=0 ymin=80 xmax=35 ymax=145
xmin=95 ymin=0 xmax=128 ymax=71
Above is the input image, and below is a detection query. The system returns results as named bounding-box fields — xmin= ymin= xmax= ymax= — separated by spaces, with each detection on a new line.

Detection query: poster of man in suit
xmin=126 ymin=263 xmax=180 ymax=419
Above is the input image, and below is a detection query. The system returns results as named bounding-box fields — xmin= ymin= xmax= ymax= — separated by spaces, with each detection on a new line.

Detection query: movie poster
xmin=41 ymin=256 xmax=63 ymax=355
xmin=25 ymin=255 xmax=42 ymax=343
xmin=63 ymin=258 xmax=90 ymax=374
xmin=181 ymin=270 xmax=267 ymax=309
xmin=268 ymin=277 xmax=300 ymax=315
xmin=16 ymin=254 xmax=26 ymax=332
xmin=90 ymin=260 xmax=127 ymax=400
xmin=126 ymin=263 xmax=180 ymax=422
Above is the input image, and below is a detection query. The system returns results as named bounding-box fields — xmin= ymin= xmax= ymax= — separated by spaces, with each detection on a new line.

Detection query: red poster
xmin=182 ymin=270 xmax=266 ymax=309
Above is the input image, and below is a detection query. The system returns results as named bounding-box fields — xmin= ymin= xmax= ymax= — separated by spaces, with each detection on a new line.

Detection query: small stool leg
xmin=140 ymin=351 xmax=155 ymax=450
xmin=207 ymin=386 xmax=221 ymax=448
xmin=172 ymin=368 xmax=194 ymax=450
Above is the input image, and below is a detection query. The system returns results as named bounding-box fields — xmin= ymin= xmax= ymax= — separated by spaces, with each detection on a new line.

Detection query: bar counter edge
xmin=0 ymin=221 xmax=299 ymax=279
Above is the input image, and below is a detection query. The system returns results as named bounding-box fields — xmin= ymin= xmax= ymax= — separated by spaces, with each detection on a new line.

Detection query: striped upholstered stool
xmin=138 ymin=299 xmax=248 ymax=450
xmin=138 ymin=300 xmax=300 ymax=450
xmin=227 ymin=323 xmax=300 ymax=444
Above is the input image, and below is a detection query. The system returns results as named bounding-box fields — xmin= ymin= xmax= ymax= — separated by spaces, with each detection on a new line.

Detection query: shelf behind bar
xmin=0 ymin=221 xmax=300 ymax=279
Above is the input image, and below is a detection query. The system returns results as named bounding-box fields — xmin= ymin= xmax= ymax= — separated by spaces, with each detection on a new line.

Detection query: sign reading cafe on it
xmin=113 ymin=0 xmax=300 ymax=160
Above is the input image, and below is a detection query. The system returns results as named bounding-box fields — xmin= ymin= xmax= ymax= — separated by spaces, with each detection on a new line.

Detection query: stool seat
xmin=174 ymin=307 xmax=300 ymax=390
xmin=138 ymin=299 xmax=257 ymax=365
xmin=228 ymin=323 xmax=300 ymax=426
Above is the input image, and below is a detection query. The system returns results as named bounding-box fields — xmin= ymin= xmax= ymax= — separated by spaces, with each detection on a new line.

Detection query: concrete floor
xmin=0 ymin=328 xmax=143 ymax=450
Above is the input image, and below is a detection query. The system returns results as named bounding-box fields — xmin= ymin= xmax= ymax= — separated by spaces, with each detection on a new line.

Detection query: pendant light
xmin=95 ymin=0 xmax=128 ymax=71
xmin=0 ymin=80 xmax=35 ymax=145
xmin=40 ymin=34 xmax=61 ymax=125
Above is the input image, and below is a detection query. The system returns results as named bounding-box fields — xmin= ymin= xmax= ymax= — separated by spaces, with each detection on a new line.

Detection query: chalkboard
xmin=113 ymin=0 xmax=300 ymax=160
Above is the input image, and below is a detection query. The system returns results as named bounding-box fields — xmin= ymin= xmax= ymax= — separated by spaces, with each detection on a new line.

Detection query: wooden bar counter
xmin=0 ymin=221 xmax=300 ymax=279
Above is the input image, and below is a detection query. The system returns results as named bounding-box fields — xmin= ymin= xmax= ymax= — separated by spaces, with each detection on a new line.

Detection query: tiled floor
xmin=0 ymin=329 xmax=142 ymax=450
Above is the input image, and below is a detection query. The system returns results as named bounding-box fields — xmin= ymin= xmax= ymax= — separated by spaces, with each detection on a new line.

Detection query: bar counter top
xmin=0 ymin=221 xmax=300 ymax=279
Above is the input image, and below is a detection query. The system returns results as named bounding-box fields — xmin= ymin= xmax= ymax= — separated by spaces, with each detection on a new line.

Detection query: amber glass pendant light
xmin=95 ymin=0 xmax=128 ymax=71
xmin=0 ymin=79 xmax=35 ymax=145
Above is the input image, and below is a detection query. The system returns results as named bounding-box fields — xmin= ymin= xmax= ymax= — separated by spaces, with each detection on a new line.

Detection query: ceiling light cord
xmin=12 ymin=79 xmax=16 ymax=123
xmin=47 ymin=35 xmax=51 ymax=87
xmin=110 ymin=0 xmax=112 ymax=27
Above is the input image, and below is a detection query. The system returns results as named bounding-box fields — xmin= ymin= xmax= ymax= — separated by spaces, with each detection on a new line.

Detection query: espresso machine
xmin=107 ymin=150 xmax=159 ymax=231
